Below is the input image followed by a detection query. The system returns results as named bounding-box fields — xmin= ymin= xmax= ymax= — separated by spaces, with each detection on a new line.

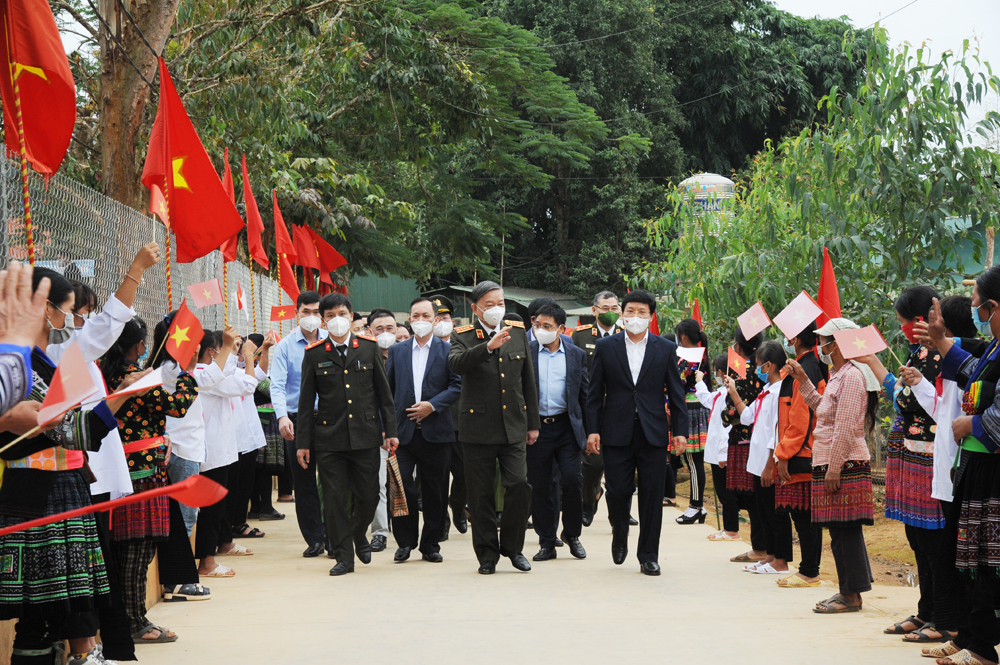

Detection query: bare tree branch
xmin=53 ymin=0 xmax=98 ymax=38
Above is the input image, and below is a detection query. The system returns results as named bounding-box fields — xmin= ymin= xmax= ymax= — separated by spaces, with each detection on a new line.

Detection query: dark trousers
xmin=286 ymin=413 xmax=325 ymax=546
xmin=582 ymin=447 xmax=604 ymax=513
xmin=527 ymin=418 xmax=583 ymax=548
xmin=753 ymin=476 xmax=783 ymax=557
xmin=711 ymin=463 xmax=740 ymax=533
xmin=110 ymin=539 xmax=157 ymax=634
xmin=442 ymin=437 xmax=466 ymax=531
xmin=736 ymin=489 xmax=766 ymax=552
xmin=278 ymin=445 xmax=294 ymax=496
xmin=91 ymin=494 xmax=135 ymax=661
xmin=603 ymin=422 xmax=667 ymax=564
xmin=463 ymin=441 xmax=531 ymax=564
xmin=316 ymin=447 xmax=381 ymax=563
xmin=250 ymin=464 xmax=276 ymax=514
xmin=786 ymin=509 xmax=822 ymax=578
xmin=228 ymin=449 xmax=258 ymax=528
xmin=828 ymin=524 xmax=873 ymax=595
xmin=12 ymin=611 xmax=99 ymax=664
xmin=682 ymin=451 xmax=707 ymax=507
xmin=393 ymin=431 xmax=449 ymax=554
xmin=195 ymin=464 xmax=232 ymax=559
xmin=663 ymin=455 xmax=677 ymax=500
xmin=905 ymin=519 xmax=964 ymax=630
xmin=157 ymin=497 xmax=199 ymax=587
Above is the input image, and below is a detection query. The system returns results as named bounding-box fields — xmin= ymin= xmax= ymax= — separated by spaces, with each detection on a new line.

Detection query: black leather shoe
xmin=562 ymin=533 xmax=586 ymax=559
xmin=611 ymin=529 xmax=628 ymax=565
xmin=422 ymin=552 xmax=443 ymax=563
xmin=508 ymin=553 xmax=531 ymax=572
xmin=329 ymin=560 xmax=355 ymax=576
xmin=640 ymin=561 xmax=661 ymax=576
xmin=454 ymin=511 xmax=468 ymax=534
xmin=303 ymin=543 xmax=324 ymax=558
xmin=629 ymin=515 xmax=638 ymax=526
xmin=533 ymin=547 xmax=557 ymax=561
xmin=554 ymin=538 xmax=564 ymax=547
xmin=582 ymin=510 xmax=594 ymax=527
xmin=478 ymin=561 xmax=496 ymax=575
xmin=394 ymin=547 xmax=412 ymax=563
xmin=356 ymin=542 xmax=372 ymax=565
xmin=370 ymin=535 xmax=387 ymax=552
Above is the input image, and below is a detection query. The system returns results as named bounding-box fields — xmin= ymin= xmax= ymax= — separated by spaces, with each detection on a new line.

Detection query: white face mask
xmin=534 ymin=327 xmax=559 ymax=345
xmin=433 ymin=320 xmax=453 ymax=338
xmin=410 ymin=320 xmax=433 ymax=338
xmin=326 ymin=316 xmax=351 ymax=337
xmin=623 ymin=316 xmax=650 ymax=335
xmin=477 ymin=305 xmax=505 ymax=329
xmin=376 ymin=332 xmax=396 ymax=349
xmin=299 ymin=315 xmax=321 ymax=333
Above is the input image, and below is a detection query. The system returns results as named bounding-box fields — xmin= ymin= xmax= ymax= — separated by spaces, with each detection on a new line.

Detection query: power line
xmin=115 ymin=0 xmax=161 ymax=59
xmin=82 ymin=0 xmax=154 ymax=88
xmin=863 ymin=0 xmax=921 ymax=30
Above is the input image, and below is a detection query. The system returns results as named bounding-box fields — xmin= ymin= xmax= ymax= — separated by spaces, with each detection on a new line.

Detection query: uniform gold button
xmin=499 ymin=358 xmax=503 ymax=362
xmin=469 ymin=409 xmax=474 ymax=413
xmin=349 ymin=414 xmax=353 ymax=418
xmin=346 ymin=384 xmax=350 ymax=389
xmin=502 ymin=389 xmax=505 ymax=393
xmin=323 ymin=421 xmax=327 ymax=425
xmin=323 ymin=371 xmax=328 ymax=375
xmin=501 ymin=373 xmax=505 ymax=378
xmin=503 ymin=405 xmax=507 ymax=410
xmin=344 ymin=370 xmax=348 ymax=374
xmin=348 ymin=400 xmax=352 ymax=404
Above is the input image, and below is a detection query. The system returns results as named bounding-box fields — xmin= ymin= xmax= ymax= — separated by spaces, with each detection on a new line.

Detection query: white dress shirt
xmin=740 ymin=380 xmax=781 ymax=477
xmin=201 ymin=359 xmax=259 ymax=472
xmin=624 ymin=331 xmax=648 ymax=385
xmin=696 ymin=381 xmax=732 ymax=465
xmin=236 ymin=364 xmax=269 ymax=454
xmin=912 ymin=376 xmax=959 ymax=502
xmin=411 ymin=336 xmax=433 ymax=404
xmin=164 ymin=361 xmax=224 ymax=464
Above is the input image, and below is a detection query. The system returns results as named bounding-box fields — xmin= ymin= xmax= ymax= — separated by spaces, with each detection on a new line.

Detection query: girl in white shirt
xmin=229 ymin=334 xmax=272 ymax=538
xmin=725 ymin=341 xmax=786 ymax=574
xmin=696 ymin=354 xmax=736 ymax=540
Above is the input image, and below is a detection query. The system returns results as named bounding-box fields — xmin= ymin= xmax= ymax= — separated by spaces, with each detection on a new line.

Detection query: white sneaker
xmin=67 ymin=645 xmax=117 ymax=665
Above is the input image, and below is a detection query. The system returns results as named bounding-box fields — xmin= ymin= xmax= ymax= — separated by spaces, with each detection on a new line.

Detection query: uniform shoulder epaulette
xmin=505 ymin=319 xmax=525 ymax=329
xmin=356 ymin=334 xmax=377 ymax=342
xmin=454 ymin=324 xmax=475 ymax=333
xmin=305 ymin=339 xmax=325 ymax=350
xmin=573 ymin=324 xmax=592 ymax=333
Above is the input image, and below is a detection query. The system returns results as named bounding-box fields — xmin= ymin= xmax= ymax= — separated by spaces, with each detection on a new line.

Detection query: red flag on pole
xmin=270 ymin=305 xmax=297 ymax=322
xmin=833 ymin=325 xmax=888 ymax=360
xmin=140 ymin=59 xmax=244 ymax=263
xmin=37 ymin=342 xmax=97 ymax=426
xmin=241 ymin=154 xmax=269 ymax=270
xmin=773 ymin=291 xmax=824 ymax=340
xmin=691 ymin=299 xmax=703 ymax=329
xmin=219 ymin=148 xmax=241 ymax=263
xmin=165 ymin=300 xmax=204 ymax=369
xmin=187 ymin=279 xmax=223 ymax=308
xmin=304 ymin=226 xmax=347 ymax=284
xmin=649 ymin=312 xmax=660 ymax=336
xmin=278 ymin=253 xmax=300 ymax=303
xmin=727 ymin=347 xmax=747 ymax=380
xmin=293 ymin=226 xmax=321 ymax=270
xmin=816 ymin=247 xmax=842 ymax=327
xmin=737 ymin=302 xmax=771 ymax=339
xmin=149 ymin=184 xmax=169 ymax=228
xmin=272 ymin=190 xmax=297 ymax=264
xmin=0 ymin=0 xmax=76 ymax=176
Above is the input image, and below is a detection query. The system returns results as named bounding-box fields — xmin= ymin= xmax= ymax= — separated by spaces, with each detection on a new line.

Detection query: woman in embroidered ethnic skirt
xmin=101 ymin=317 xmax=198 ymax=644
xmin=926 ymin=267 xmax=1000 ymax=665
xmin=673 ymin=319 xmax=711 ymax=525
xmin=786 ymin=317 xmax=880 ymax=615
xmin=0 ymin=268 xmax=139 ymax=665
xmin=720 ymin=326 xmax=764 ymax=564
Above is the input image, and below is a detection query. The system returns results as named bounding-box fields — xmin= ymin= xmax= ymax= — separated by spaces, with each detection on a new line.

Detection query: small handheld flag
xmin=233 ymin=282 xmax=249 ymax=322
xmin=773 ymin=291 xmax=824 ymax=340
xmin=676 ymin=346 xmax=706 ymax=365
xmin=187 ymin=278 xmax=223 ymax=308
xmin=165 ymin=300 xmax=203 ymax=369
xmin=737 ymin=302 xmax=771 ymax=340
xmin=108 ymin=367 xmax=164 ymax=400
xmin=150 ymin=184 xmax=169 ymax=227
xmin=833 ymin=325 xmax=888 ymax=361
xmin=727 ymin=346 xmax=747 ymax=380
xmin=271 ymin=305 xmax=297 ymax=322
xmin=37 ymin=342 xmax=97 ymax=426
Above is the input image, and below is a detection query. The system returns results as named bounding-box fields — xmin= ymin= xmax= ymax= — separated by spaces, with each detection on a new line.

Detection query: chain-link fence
xmin=1 ymin=154 xmax=292 ymax=339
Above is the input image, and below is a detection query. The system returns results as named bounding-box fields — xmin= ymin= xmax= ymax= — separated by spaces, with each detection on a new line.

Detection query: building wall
xmin=348 ymin=274 xmax=420 ymax=314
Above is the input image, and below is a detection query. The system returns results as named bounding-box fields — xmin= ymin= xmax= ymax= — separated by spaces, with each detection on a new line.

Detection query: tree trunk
xmin=98 ymin=0 xmax=180 ymax=210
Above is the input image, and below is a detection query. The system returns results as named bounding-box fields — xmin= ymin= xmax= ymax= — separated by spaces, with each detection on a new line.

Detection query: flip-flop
xmin=201 ymin=564 xmax=235 ymax=578
xmin=753 ymin=563 xmax=784 ymax=574
xmin=743 ymin=562 xmax=764 ymax=572
xmin=935 ymin=649 xmax=987 ymax=665
xmin=132 ymin=624 xmax=178 ymax=644
xmin=923 ymin=642 xmax=961 ymax=659
xmin=731 ymin=551 xmax=765 ymax=563
xmin=218 ymin=542 xmax=254 ymax=556
xmin=885 ymin=615 xmax=927 ymax=635
xmin=813 ymin=594 xmax=861 ymax=614
xmin=708 ymin=531 xmax=741 ymax=541
xmin=776 ymin=574 xmax=821 ymax=588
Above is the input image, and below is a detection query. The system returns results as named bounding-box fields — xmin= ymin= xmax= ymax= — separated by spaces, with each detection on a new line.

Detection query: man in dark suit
xmin=586 ymin=289 xmax=688 ymax=576
xmin=296 ymin=293 xmax=398 ymax=576
xmin=386 ymin=297 xmax=462 ymax=563
xmin=448 ymin=280 xmax=540 ymax=574
xmin=528 ymin=303 xmax=589 ymax=562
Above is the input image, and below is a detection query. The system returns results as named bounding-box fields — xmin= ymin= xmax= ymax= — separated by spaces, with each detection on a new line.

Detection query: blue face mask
xmin=782 ymin=337 xmax=796 ymax=355
xmin=756 ymin=364 xmax=769 ymax=382
xmin=973 ymin=305 xmax=994 ymax=337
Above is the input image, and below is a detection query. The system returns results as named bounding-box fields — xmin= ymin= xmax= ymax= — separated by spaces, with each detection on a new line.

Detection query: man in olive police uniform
xmin=448 ymin=281 xmax=540 ymax=574
xmin=296 ymin=293 xmax=398 ymax=576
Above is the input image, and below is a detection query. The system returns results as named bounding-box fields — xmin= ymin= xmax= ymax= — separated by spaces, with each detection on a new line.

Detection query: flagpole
xmin=249 ymin=260 xmax=258 ymax=334
xmin=223 ymin=261 xmax=229 ymax=327
xmin=165 ymin=231 xmax=172 ymax=309
xmin=12 ymin=78 xmax=35 ymax=265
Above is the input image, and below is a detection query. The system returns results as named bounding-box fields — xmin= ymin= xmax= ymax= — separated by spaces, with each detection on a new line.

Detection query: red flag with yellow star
xmin=150 ymin=184 xmax=169 ymax=228
xmin=737 ymin=301 xmax=771 ymax=340
xmin=187 ymin=278 xmax=223 ymax=308
xmin=219 ymin=148 xmax=241 ymax=263
xmin=165 ymin=300 xmax=203 ymax=369
xmin=278 ymin=252 xmax=300 ymax=303
xmin=772 ymin=291 xmax=823 ymax=340
xmin=833 ymin=325 xmax=888 ymax=361
xmin=273 ymin=191 xmax=296 ymax=264
xmin=141 ymin=59 xmax=244 ymax=262
xmin=304 ymin=226 xmax=347 ymax=284
xmin=292 ymin=225 xmax=320 ymax=270
xmin=270 ymin=305 xmax=297 ymax=322
xmin=0 ymin=0 xmax=76 ymax=176
xmin=242 ymin=155 xmax=269 ymax=270
xmin=727 ymin=346 xmax=747 ymax=380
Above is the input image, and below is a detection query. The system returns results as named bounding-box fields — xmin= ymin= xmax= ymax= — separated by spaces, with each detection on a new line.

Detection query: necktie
xmin=338 ymin=346 xmax=347 ymax=360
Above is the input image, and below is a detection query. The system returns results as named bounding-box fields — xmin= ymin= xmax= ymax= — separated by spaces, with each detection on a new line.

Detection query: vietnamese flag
xmin=273 ymin=191 xmax=296 ymax=264
xmin=141 ymin=59 xmax=244 ymax=262
xmin=278 ymin=252 xmax=300 ymax=303
xmin=816 ymin=247 xmax=842 ymax=327
xmin=219 ymin=148 xmax=241 ymax=263
xmin=727 ymin=346 xmax=747 ymax=380
xmin=691 ymin=299 xmax=703 ymax=329
xmin=187 ymin=278 xmax=223 ymax=308
xmin=833 ymin=325 xmax=888 ymax=361
xmin=242 ymin=155 xmax=269 ymax=270
xmin=773 ymin=291 xmax=824 ymax=340
xmin=737 ymin=301 xmax=771 ymax=339
xmin=293 ymin=226 xmax=320 ymax=270
xmin=0 ymin=0 xmax=76 ymax=176
xmin=165 ymin=300 xmax=204 ymax=369
xmin=149 ymin=184 xmax=169 ymax=228
xmin=37 ymin=342 xmax=97 ymax=426
xmin=304 ymin=226 xmax=347 ymax=284
xmin=271 ymin=305 xmax=297 ymax=322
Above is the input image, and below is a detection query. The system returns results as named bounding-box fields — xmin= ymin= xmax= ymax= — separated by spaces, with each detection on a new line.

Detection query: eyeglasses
xmin=594 ymin=305 xmax=621 ymax=312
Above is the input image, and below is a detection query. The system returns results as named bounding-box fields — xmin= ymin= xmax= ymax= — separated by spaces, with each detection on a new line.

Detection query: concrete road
xmin=142 ymin=501 xmax=925 ymax=665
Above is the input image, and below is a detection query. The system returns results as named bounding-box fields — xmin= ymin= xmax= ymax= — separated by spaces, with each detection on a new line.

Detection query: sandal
xmin=924 ymin=642 xmax=961 ymax=659
xmin=776 ymin=574 xmax=821 ymax=588
xmin=886 ymin=614 xmax=927 ymax=635
xmin=743 ymin=561 xmax=764 ymax=572
xmin=162 ymin=583 xmax=211 ymax=602
xmin=232 ymin=523 xmax=265 ymax=538
xmin=813 ymin=594 xmax=861 ymax=614
xmin=731 ymin=551 xmax=765 ymax=563
xmin=132 ymin=624 xmax=178 ymax=644
xmin=662 ymin=498 xmax=677 ymax=507
xmin=218 ymin=542 xmax=254 ymax=556
xmin=905 ymin=624 xmax=959 ymax=643
xmin=277 ymin=496 xmax=295 ymax=503
xmin=935 ymin=649 xmax=988 ymax=665
xmin=708 ymin=531 xmax=740 ymax=541
xmin=753 ymin=563 xmax=785 ymax=574
xmin=201 ymin=564 xmax=235 ymax=577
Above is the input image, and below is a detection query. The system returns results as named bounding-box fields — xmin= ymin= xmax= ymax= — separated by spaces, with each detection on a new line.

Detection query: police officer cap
xmin=432 ymin=295 xmax=454 ymax=316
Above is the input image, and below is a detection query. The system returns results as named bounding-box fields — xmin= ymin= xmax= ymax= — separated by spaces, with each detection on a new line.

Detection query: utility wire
xmin=115 ymin=0 xmax=161 ymax=59
xmin=82 ymin=0 xmax=155 ymax=88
